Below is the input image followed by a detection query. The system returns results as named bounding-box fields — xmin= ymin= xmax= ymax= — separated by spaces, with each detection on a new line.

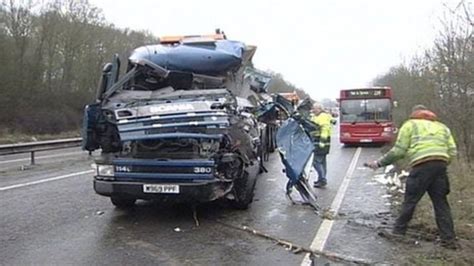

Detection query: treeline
xmin=0 ymin=0 xmax=157 ymax=134
xmin=372 ymin=2 xmax=474 ymax=161
xmin=0 ymin=1 xmax=308 ymax=136
xmin=266 ymin=72 xmax=312 ymax=100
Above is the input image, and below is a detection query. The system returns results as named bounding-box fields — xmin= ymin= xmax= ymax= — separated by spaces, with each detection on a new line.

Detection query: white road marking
xmin=0 ymin=151 xmax=85 ymax=165
xmin=0 ymin=170 xmax=94 ymax=191
xmin=301 ymin=147 xmax=362 ymax=265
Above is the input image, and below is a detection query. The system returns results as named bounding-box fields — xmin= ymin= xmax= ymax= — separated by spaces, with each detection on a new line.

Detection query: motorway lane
xmin=0 ymin=150 xmax=93 ymax=189
xmin=0 ymin=139 xmax=390 ymax=265
xmin=315 ymin=147 xmax=396 ymax=264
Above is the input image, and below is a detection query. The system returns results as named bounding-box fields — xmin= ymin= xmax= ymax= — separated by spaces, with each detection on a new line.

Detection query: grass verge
xmin=403 ymin=159 xmax=474 ymax=264
xmin=0 ymin=130 xmax=80 ymax=145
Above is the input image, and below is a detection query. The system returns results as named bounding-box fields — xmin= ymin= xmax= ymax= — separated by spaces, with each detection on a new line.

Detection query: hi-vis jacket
xmin=377 ymin=111 xmax=457 ymax=167
xmin=310 ymin=112 xmax=333 ymax=155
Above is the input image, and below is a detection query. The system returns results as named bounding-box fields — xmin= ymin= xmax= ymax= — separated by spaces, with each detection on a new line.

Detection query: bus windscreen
xmin=340 ymin=98 xmax=391 ymax=123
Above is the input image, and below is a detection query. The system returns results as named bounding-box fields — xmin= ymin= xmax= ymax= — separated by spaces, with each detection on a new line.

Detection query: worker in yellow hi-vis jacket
xmin=309 ymin=103 xmax=333 ymax=188
xmin=367 ymin=105 xmax=458 ymax=249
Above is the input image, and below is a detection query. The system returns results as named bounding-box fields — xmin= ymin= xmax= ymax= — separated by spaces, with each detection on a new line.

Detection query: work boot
xmin=313 ymin=180 xmax=327 ymax=188
xmin=378 ymin=228 xmax=405 ymax=240
xmin=439 ymin=239 xmax=460 ymax=250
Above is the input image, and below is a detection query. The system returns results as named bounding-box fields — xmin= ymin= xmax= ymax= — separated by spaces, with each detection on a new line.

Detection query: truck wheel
xmin=231 ymin=171 xmax=257 ymax=210
xmin=110 ymin=196 xmax=136 ymax=209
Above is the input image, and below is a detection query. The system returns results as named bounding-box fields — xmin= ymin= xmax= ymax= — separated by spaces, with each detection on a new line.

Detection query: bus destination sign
xmin=346 ymin=89 xmax=386 ymax=98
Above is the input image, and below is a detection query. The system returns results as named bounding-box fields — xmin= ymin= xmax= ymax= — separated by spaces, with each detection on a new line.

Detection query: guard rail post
xmin=31 ymin=151 xmax=35 ymax=165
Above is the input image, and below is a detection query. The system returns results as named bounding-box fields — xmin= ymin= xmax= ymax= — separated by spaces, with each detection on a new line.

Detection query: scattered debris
xmin=19 ymin=165 xmax=33 ymax=171
xmin=384 ymin=165 xmax=394 ymax=173
xmin=321 ymin=209 xmax=336 ymax=220
xmin=173 ymin=227 xmax=181 ymax=232
xmin=382 ymin=194 xmax=393 ymax=198
xmin=216 ymin=220 xmax=372 ymax=265
xmin=95 ymin=211 xmax=104 ymax=216
xmin=373 ymin=174 xmax=389 ymax=185
xmin=192 ymin=209 xmax=200 ymax=227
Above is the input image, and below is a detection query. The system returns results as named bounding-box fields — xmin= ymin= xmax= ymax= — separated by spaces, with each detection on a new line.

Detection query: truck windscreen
xmin=340 ymin=98 xmax=391 ymax=123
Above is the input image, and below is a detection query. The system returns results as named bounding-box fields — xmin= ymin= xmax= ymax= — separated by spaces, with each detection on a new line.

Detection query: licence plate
xmin=360 ymin=139 xmax=373 ymax=143
xmin=143 ymin=184 xmax=180 ymax=194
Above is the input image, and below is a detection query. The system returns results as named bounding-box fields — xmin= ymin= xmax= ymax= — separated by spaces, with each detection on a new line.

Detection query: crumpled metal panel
xmin=276 ymin=118 xmax=314 ymax=186
xmin=115 ymin=101 xmax=230 ymax=142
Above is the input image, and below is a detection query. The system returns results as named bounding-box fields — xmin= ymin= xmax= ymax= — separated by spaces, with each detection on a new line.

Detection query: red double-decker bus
xmin=339 ymin=87 xmax=396 ymax=145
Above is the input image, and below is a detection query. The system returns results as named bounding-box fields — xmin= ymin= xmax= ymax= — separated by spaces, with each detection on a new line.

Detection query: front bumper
xmin=94 ymin=179 xmax=233 ymax=203
xmin=340 ymin=135 xmax=393 ymax=144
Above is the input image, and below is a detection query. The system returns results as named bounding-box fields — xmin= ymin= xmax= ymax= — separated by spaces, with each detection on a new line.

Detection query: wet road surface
xmin=0 ymin=138 xmax=397 ymax=265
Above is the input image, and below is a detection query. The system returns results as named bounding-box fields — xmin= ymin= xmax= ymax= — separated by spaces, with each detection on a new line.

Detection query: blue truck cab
xmin=82 ymin=33 xmax=270 ymax=209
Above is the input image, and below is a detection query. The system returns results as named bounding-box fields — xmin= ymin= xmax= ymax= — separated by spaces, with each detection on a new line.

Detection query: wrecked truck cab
xmin=82 ymin=34 xmax=269 ymax=209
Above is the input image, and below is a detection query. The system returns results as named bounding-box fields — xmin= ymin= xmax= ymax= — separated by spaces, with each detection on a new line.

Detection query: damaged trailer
xmin=82 ymin=33 xmax=275 ymax=209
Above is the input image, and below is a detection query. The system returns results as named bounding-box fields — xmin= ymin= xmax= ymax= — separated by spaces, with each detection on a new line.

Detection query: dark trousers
xmin=394 ymin=160 xmax=455 ymax=241
xmin=313 ymin=155 xmax=327 ymax=182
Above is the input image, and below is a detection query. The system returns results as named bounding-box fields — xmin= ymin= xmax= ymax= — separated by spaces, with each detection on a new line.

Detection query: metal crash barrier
xmin=0 ymin=138 xmax=82 ymax=165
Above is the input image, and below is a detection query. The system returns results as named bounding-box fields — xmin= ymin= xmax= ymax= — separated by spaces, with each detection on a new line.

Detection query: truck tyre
xmin=111 ymin=196 xmax=136 ymax=209
xmin=231 ymin=171 xmax=257 ymax=210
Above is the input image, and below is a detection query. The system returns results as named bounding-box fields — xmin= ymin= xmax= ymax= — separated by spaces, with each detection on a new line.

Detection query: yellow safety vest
xmin=378 ymin=119 xmax=457 ymax=166
xmin=310 ymin=112 xmax=333 ymax=154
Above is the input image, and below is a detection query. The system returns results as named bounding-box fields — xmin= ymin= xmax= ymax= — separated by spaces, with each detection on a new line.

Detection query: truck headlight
xmin=97 ymin=164 xmax=114 ymax=177
xmin=383 ymin=127 xmax=392 ymax=132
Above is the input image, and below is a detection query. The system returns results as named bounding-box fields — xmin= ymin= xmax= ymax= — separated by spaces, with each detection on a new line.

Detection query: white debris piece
xmin=386 ymin=175 xmax=393 ymax=186
xmin=384 ymin=165 xmax=394 ymax=173
xmin=174 ymin=227 xmax=181 ymax=232
xmin=373 ymin=174 xmax=389 ymax=185
xmin=393 ymin=174 xmax=402 ymax=188
xmin=382 ymin=194 xmax=393 ymax=198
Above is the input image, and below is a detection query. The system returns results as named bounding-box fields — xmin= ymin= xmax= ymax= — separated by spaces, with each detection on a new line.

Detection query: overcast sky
xmin=89 ymin=0 xmax=462 ymax=100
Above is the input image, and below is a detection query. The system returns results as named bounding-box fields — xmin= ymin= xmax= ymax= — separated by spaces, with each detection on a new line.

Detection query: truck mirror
xmin=96 ymin=62 xmax=113 ymax=101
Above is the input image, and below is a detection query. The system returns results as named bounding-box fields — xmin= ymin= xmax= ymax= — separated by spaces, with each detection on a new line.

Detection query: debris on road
xmin=216 ymin=220 xmax=372 ymax=265
xmin=321 ymin=208 xmax=336 ymax=220
xmin=192 ymin=206 xmax=200 ymax=227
